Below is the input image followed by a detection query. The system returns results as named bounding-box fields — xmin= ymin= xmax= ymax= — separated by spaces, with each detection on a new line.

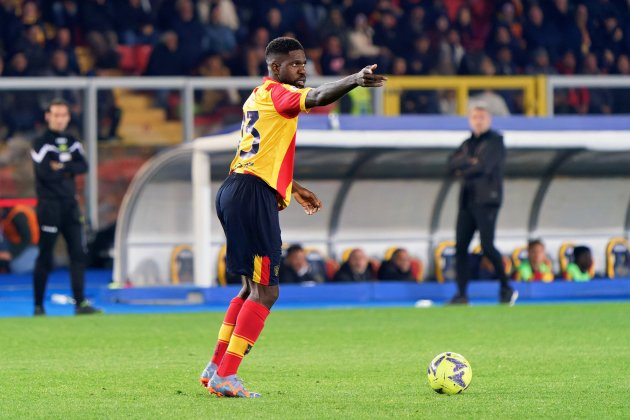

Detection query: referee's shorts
xmin=216 ymin=173 xmax=282 ymax=286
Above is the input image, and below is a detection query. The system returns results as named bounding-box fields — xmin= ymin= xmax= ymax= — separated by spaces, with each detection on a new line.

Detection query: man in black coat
xmin=447 ymin=103 xmax=518 ymax=305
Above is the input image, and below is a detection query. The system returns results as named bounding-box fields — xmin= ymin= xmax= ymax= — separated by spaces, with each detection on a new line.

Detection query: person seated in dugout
xmin=333 ymin=248 xmax=377 ymax=282
xmin=377 ymin=248 xmax=414 ymax=281
xmin=516 ymin=240 xmax=554 ymax=282
xmin=565 ymin=245 xmax=594 ymax=282
xmin=279 ymin=244 xmax=318 ymax=284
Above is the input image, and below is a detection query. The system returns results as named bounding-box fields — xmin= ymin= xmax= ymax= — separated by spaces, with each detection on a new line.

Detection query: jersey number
xmin=239 ymin=111 xmax=260 ymax=159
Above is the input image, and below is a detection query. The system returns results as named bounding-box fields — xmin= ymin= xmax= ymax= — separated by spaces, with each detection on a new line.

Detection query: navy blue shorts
xmin=216 ymin=173 xmax=282 ymax=286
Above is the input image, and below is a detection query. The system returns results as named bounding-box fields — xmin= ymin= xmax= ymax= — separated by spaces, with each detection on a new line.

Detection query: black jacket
xmin=333 ymin=262 xmax=376 ymax=282
xmin=31 ymin=130 xmax=88 ymax=200
xmin=448 ymin=129 xmax=505 ymax=207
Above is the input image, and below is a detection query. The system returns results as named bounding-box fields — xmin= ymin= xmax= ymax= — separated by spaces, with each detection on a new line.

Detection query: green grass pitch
xmin=1 ymin=303 xmax=629 ymax=419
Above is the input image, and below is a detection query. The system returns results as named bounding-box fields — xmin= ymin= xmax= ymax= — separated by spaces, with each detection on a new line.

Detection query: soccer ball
xmin=427 ymin=352 xmax=472 ymax=395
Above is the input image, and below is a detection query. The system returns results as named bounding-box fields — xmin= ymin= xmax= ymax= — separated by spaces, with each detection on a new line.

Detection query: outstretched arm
xmin=292 ymin=181 xmax=322 ymax=215
xmin=304 ymin=64 xmax=387 ymax=108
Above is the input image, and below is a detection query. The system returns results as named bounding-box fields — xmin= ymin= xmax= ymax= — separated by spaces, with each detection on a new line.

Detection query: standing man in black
xmin=31 ymin=98 xmax=101 ymax=316
xmin=447 ymin=104 xmax=518 ymax=305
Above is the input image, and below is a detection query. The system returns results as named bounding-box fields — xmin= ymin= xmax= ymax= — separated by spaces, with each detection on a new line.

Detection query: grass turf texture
xmin=1 ymin=303 xmax=629 ymax=419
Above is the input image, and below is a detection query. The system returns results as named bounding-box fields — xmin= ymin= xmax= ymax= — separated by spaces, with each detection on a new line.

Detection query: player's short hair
xmin=265 ymin=37 xmax=304 ymax=62
xmin=528 ymin=239 xmax=544 ymax=249
xmin=46 ymin=98 xmax=70 ymax=112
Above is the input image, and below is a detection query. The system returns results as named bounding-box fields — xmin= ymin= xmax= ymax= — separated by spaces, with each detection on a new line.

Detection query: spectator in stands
xmin=264 ymin=7 xmax=287 ymax=41
xmin=347 ymin=13 xmax=381 ymax=67
xmin=523 ymin=4 xmax=554 ymax=61
xmin=333 ymin=248 xmax=376 ymax=282
xmin=319 ymin=7 xmax=349 ymax=52
xmin=495 ymin=46 xmax=517 ymax=75
xmin=438 ymin=28 xmax=465 ymax=75
xmin=374 ymin=11 xmax=403 ymax=58
xmin=279 ymin=244 xmax=318 ymax=284
xmin=116 ymin=0 xmax=157 ymax=46
xmin=204 ymin=4 xmax=237 ymax=57
xmin=320 ymin=35 xmax=346 ymax=76
xmin=565 ymin=246 xmax=594 ymax=282
xmin=1 ymin=205 xmax=39 ymax=274
xmin=46 ymin=27 xmax=80 ymax=74
xmin=448 ymin=103 xmax=517 ymax=305
xmin=81 ymin=0 xmax=119 ymax=68
xmin=516 ymin=240 xmax=554 ymax=282
xmin=377 ymin=248 xmax=414 ymax=281
xmin=582 ymin=53 xmax=612 ymax=114
xmin=170 ymin=0 xmax=206 ymax=72
xmin=145 ymin=31 xmax=186 ymax=76
xmin=612 ymin=54 xmax=630 ymax=113
xmin=469 ymin=56 xmax=511 ymax=116
xmin=245 ymin=27 xmax=269 ymax=76
xmin=15 ymin=25 xmax=48 ymax=75
xmin=526 ymin=47 xmax=558 ymax=75
xmin=408 ymin=34 xmax=434 ymax=75
xmin=47 ymin=0 xmax=80 ymax=30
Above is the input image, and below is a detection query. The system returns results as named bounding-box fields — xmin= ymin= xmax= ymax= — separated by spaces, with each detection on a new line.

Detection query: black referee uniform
xmin=448 ymin=128 xmax=516 ymax=303
xmin=31 ymin=129 xmax=89 ymax=312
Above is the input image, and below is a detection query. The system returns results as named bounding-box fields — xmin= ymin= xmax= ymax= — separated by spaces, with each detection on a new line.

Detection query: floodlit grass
xmin=1 ymin=303 xmax=629 ymax=419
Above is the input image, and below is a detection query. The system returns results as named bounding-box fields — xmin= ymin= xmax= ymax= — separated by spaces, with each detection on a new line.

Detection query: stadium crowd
xmin=1 ymin=0 xmax=630 ymax=127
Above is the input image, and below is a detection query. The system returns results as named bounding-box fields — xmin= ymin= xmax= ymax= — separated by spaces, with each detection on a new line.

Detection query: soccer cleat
xmin=200 ymin=362 xmax=218 ymax=387
xmin=75 ymin=301 xmax=103 ymax=315
xmin=499 ymin=287 xmax=519 ymax=306
xmin=34 ymin=305 xmax=46 ymax=316
xmin=448 ymin=294 xmax=470 ymax=305
xmin=208 ymin=374 xmax=261 ymax=398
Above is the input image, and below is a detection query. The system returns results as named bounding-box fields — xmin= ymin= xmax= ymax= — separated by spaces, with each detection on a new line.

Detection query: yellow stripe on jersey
xmin=230 ymin=77 xmax=311 ymax=209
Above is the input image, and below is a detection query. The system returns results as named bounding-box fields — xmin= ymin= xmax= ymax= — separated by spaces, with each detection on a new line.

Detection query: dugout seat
xmin=605 ymin=238 xmax=630 ymax=279
xmin=434 ymin=240 xmax=456 ymax=283
xmin=558 ymin=241 xmax=595 ymax=279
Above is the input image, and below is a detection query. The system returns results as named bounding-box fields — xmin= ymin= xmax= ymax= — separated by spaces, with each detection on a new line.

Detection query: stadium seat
xmin=169 ymin=244 xmax=193 ymax=284
xmin=434 ymin=240 xmax=456 ymax=283
xmin=117 ymin=45 xmax=136 ymax=74
xmin=605 ymin=238 xmax=630 ymax=279
xmin=217 ymin=244 xmax=227 ymax=286
xmin=134 ymin=45 xmax=153 ymax=75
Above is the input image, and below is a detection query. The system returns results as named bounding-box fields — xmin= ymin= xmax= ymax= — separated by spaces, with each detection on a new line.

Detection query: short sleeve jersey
xmin=229 ymin=77 xmax=311 ymax=209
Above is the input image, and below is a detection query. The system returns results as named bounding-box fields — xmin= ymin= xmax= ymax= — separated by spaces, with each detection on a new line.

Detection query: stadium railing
xmin=380 ymin=75 xmax=547 ymax=116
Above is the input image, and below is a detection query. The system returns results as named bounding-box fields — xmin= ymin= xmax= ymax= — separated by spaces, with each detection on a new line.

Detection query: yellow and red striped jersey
xmin=229 ymin=77 xmax=311 ymax=209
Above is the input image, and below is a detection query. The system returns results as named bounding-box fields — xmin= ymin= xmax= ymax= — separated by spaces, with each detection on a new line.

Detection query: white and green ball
xmin=427 ymin=352 xmax=472 ymax=395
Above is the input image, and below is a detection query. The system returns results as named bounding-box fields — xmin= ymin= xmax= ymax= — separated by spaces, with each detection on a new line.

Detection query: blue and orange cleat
xmin=200 ymin=362 xmax=218 ymax=387
xmin=208 ymin=374 xmax=261 ymax=398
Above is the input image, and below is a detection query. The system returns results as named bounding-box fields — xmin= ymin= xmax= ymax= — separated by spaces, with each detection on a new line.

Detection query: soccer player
xmin=200 ymin=37 xmax=386 ymax=398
